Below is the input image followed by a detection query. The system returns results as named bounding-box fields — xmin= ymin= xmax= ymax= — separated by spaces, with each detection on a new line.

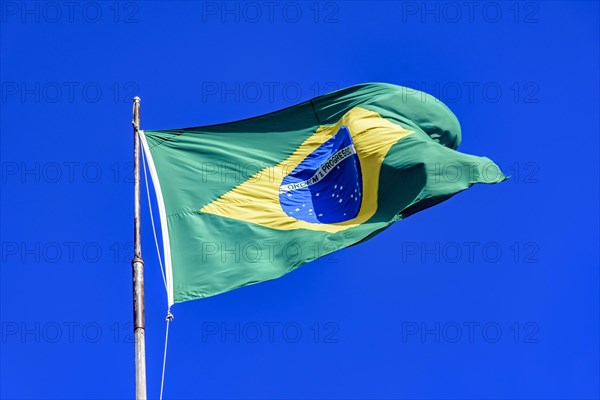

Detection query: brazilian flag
xmin=140 ymin=83 xmax=506 ymax=305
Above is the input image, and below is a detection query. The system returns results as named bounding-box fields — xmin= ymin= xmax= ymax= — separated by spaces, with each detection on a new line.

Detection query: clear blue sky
xmin=1 ymin=1 xmax=599 ymax=399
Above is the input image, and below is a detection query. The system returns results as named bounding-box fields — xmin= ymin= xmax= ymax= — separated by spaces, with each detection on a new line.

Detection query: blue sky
xmin=1 ymin=1 xmax=599 ymax=399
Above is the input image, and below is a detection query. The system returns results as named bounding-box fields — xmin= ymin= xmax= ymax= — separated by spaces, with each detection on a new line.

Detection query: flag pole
xmin=132 ymin=96 xmax=147 ymax=399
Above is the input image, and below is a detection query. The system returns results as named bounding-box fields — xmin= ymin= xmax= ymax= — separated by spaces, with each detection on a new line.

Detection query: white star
xmin=308 ymin=209 xmax=312 ymax=212
xmin=287 ymin=193 xmax=292 ymax=197
xmin=340 ymin=186 xmax=343 ymax=190
xmin=336 ymin=194 xmax=339 ymax=198
xmin=351 ymin=194 xmax=354 ymax=198
xmin=334 ymin=185 xmax=337 ymax=189
xmin=337 ymin=166 xmax=340 ymax=169
xmin=331 ymin=193 xmax=335 ymax=197
xmin=295 ymin=208 xmax=300 ymax=211
xmin=343 ymin=213 xmax=346 ymax=216
xmin=302 ymin=204 xmax=306 ymax=207
xmin=315 ymin=193 xmax=320 ymax=197
xmin=355 ymin=189 xmax=357 ymax=192
xmin=318 ymin=214 xmax=323 ymax=217
xmin=339 ymin=199 xmax=343 ymax=203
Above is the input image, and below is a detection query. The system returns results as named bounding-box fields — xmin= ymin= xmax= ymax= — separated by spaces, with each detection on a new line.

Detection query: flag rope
xmin=140 ymin=140 xmax=167 ymax=291
xmin=140 ymin=133 xmax=173 ymax=399
xmin=160 ymin=311 xmax=174 ymax=400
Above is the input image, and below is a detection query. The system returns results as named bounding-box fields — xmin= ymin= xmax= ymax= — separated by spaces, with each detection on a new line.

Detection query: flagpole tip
xmin=134 ymin=96 xmax=141 ymax=103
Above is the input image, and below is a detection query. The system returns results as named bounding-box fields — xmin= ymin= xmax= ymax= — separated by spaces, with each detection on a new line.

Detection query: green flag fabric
xmin=140 ymin=83 xmax=507 ymax=305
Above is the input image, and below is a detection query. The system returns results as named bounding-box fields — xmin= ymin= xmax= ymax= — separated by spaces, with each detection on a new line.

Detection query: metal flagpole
xmin=132 ymin=96 xmax=147 ymax=399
